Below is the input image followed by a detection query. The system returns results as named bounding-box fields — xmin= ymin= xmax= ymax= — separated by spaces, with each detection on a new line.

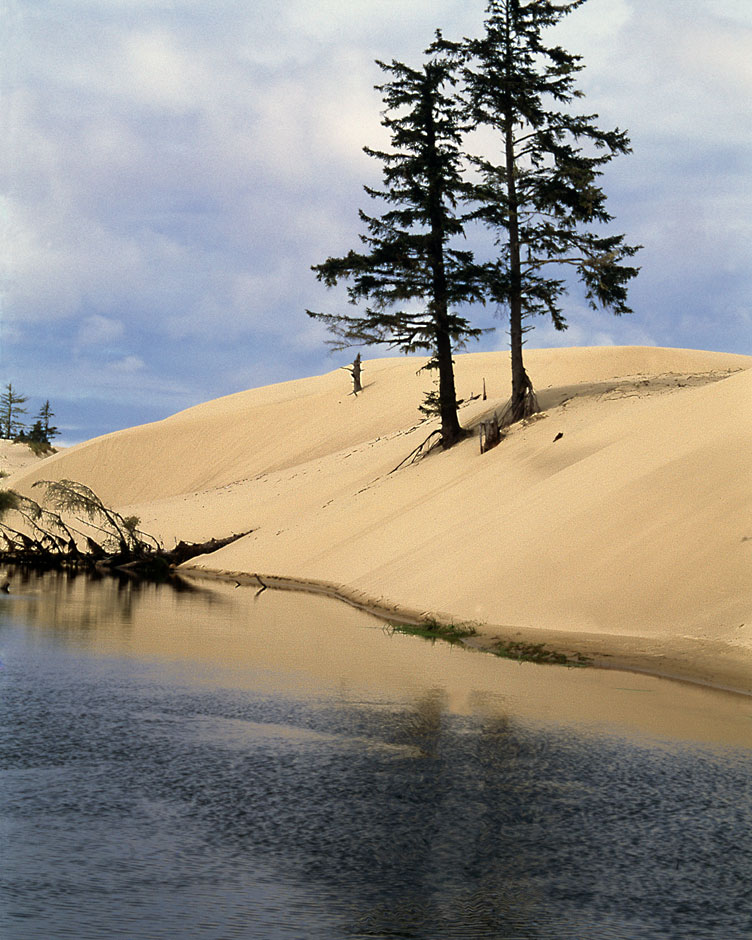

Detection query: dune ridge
xmin=7 ymin=346 xmax=752 ymax=692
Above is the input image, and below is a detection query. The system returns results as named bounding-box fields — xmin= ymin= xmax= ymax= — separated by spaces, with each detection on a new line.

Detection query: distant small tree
xmin=36 ymin=400 xmax=59 ymax=442
xmin=0 ymin=383 xmax=29 ymax=439
xmin=23 ymin=420 xmax=58 ymax=456
xmin=26 ymin=421 xmax=47 ymax=443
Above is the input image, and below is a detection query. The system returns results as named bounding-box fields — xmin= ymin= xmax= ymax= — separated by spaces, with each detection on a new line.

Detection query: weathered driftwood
xmin=0 ymin=480 xmax=252 ymax=581
xmin=0 ymin=529 xmax=252 ymax=578
xmin=97 ymin=531 xmax=252 ymax=575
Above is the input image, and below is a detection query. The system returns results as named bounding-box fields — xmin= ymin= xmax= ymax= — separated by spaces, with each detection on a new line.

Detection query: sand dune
xmin=6 ymin=346 xmax=752 ymax=691
xmin=0 ymin=439 xmax=64 ymax=477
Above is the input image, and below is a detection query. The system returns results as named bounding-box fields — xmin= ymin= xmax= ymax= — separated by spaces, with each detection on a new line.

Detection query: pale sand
xmin=0 ymin=439 xmax=63 ymax=476
xmin=6 ymin=346 xmax=752 ymax=692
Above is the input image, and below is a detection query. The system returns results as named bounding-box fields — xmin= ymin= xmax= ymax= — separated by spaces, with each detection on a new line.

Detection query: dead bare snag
xmin=341 ymin=353 xmax=363 ymax=395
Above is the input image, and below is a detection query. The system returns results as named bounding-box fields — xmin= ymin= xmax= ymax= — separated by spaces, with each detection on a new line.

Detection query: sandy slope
xmin=6 ymin=346 xmax=752 ymax=691
xmin=0 ymin=439 xmax=63 ymax=477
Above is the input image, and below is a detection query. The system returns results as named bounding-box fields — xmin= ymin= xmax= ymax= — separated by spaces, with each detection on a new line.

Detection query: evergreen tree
xmin=307 ymin=54 xmax=486 ymax=448
xmin=36 ymin=400 xmax=59 ymax=442
xmin=1 ymin=383 xmax=29 ymax=439
xmin=461 ymin=0 xmax=640 ymax=422
xmin=26 ymin=420 xmax=49 ymax=445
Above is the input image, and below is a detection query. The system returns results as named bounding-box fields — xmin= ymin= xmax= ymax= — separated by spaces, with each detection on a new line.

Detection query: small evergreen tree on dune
xmin=36 ymin=400 xmax=59 ymax=443
xmin=24 ymin=419 xmax=58 ymax=456
xmin=0 ymin=383 xmax=29 ymax=440
xmin=1 ymin=390 xmax=59 ymax=454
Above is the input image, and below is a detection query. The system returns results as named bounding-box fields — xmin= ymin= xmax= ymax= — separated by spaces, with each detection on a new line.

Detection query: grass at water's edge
xmin=386 ymin=618 xmax=479 ymax=645
xmin=387 ymin=618 xmax=593 ymax=667
xmin=178 ymin=569 xmax=752 ymax=693
xmin=492 ymin=639 xmax=592 ymax=667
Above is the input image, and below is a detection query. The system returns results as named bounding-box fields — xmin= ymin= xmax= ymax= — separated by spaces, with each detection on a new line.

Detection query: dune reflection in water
xmin=1 ymin=569 xmax=750 ymax=940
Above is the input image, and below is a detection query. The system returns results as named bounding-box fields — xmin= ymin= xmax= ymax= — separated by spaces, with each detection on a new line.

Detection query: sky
xmin=2 ymin=0 xmax=750 ymax=444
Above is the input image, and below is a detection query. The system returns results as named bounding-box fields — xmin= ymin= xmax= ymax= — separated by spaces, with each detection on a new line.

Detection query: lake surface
xmin=1 ymin=569 xmax=751 ymax=940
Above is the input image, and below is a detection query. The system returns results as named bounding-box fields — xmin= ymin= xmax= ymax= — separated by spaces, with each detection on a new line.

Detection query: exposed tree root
xmin=479 ymin=376 xmax=540 ymax=455
xmin=499 ymin=375 xmax=540 ymax=427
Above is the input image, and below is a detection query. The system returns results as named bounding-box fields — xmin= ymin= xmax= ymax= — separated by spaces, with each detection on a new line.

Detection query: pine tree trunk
xmin=424 ymin=75 xmax=464 ymax=449
xmin=435 ymin=325 xmax=463 ymax=447
xmin=509 ymin=295 xmax=534 ymax=422
xmin=505 ymin=98 xmax=536 ymax=425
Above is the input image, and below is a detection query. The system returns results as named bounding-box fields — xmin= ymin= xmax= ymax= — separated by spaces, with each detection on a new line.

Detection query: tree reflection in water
xmin=1 ymin=569 xmax=750 ymax=940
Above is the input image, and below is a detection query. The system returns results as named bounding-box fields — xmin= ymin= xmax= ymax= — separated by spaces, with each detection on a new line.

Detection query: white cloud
xmin=77 ymin=315 xmax=126 ymax=347
xmin=3 ymin=0 xmax=750 ymax=443
xmin=110 ymin=355 xmax=145 ymax=374
xmin=121 ymin=31 xmax=194 ymax=109
xmin=553 ymin=0 xmax=633 ymax=70
xmin=521 ymin=303 xmax=658 ymax=353
xmin=568 ymin=2 xmax=752 ymax=150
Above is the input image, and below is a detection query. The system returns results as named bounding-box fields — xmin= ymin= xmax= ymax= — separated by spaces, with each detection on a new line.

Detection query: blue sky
xmin=2 ymin=0 xmax=750 ymax=444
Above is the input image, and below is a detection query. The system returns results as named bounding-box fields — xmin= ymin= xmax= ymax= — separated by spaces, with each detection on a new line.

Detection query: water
xmin=1 ymin=569 xmax=751 ymax=939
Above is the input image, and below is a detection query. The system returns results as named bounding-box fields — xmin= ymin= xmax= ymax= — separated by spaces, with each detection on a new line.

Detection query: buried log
xmin=479 ymin=414 xmax=503 ymax=454
xmin=0 ymin=480 xmax=252 ymax=580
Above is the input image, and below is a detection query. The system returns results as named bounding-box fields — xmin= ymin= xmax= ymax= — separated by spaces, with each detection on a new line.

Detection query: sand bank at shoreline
xmin=6 ymin=346 xmax=752 ymax=693
xmin=178 ymin=567 xmax=752 ymax=696
xmin=8 ymin=567 xmax=750 ymax=749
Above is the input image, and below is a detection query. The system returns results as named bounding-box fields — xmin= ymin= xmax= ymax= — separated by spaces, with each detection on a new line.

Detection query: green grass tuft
xmin=27 ymin=441 xmax=57 ymax=458
xmin=493 ymin=640 xmax=592 ymax=667
xmin=388 ymin=617 xmax=479 ymax=645
xmin=386 ymin=618 xmax=592 ymax=667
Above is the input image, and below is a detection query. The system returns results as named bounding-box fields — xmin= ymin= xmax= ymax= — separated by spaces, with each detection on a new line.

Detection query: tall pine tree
xmin=461 ymin=0 xmax=640 ymax=422
xmin=307 ymin=55 xmax=485 ymax=448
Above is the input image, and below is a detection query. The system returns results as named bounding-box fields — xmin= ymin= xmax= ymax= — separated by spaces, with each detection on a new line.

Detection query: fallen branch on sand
xmin=389 ymin=429 xmax=443 ymax=473
xmin=0 ymin=479 xmax=251 ymax=580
